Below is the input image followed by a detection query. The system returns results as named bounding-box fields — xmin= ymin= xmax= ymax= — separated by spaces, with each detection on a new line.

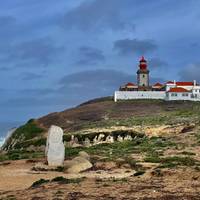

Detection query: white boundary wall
xmin=114 ymin=91 xmax=166 ymax=102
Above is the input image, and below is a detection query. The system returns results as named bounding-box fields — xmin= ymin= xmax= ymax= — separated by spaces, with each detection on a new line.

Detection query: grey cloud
xmin=0 ymin=37 xmax=65 ymax=69
xmin=59 ymin=69 xmax=163 ymax=96
xmin=179 ymin=63 xmax=200 ymax=82
xmin=114 ymin=38 xmax=157 ymax=55
xmin=14 ymin=37 xmax=64 ymax=66
xmin=0 ymin=16 xmax=16 ymax=28
xmin=20 ymin=88 xmax=56 ymax=96
xmin=77 ymin=46 xmax=105 ymax=65
xmin=21 ymin=72 xmax=44 ymax=81
xmin=148 ymin=58 xmax=168 ymax=69
xmin=61 ymin=0 xmax=135 ymax=32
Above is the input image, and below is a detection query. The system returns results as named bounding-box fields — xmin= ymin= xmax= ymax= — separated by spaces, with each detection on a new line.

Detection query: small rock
xmin=65 ymin=156 xmax=92 ymax=173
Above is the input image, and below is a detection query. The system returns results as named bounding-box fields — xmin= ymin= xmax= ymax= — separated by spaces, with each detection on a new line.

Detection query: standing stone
xmin=46 ymin=125 xmax=65 ymax=167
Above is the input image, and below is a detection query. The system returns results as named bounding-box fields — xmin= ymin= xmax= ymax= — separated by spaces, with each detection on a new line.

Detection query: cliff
xmin=2 ymin=97 xmax=200 ymax=151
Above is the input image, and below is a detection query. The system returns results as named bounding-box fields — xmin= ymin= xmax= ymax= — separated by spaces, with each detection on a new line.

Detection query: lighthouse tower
xmin=137 ymin=56 xmax=150 ymax=88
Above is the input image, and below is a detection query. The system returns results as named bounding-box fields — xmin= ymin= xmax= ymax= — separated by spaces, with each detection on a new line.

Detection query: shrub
xmin=51 ymin=176 xmax=83 ymax=184
xmin=13 ymin=121 xmax=44 ymax=141
xmin=31 ymin=179 xmax=49 ymax=188
xmin=134 ymin=171 xmax=145 ymax=176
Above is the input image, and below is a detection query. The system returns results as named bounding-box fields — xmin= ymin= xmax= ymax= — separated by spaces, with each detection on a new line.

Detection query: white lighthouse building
xmin=114 ymin=57 xmax=200 ymax=102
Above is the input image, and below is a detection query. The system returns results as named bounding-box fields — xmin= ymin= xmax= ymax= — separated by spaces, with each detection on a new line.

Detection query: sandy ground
xmin=0 ymin=159 xmax=133 ymax=191
xmin=1 ymin=159 xmax=200 ymax=200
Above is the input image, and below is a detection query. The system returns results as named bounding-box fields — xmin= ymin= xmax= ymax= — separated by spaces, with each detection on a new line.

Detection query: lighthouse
xmin=137 ymin=56 xmax=150 ymax=88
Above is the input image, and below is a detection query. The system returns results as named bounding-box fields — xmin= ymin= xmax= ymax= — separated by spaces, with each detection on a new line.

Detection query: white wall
xmin=166 ymin=92 xmax=200 ymax=101
xmin=114 ymin=91 xmax=166 ymax=102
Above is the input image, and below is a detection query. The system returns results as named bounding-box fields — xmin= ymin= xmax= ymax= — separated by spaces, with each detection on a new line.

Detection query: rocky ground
xmin=1 ymin=128 xmax=200 ymax=200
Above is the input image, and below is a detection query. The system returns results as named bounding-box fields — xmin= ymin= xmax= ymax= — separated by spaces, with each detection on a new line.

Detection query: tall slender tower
xmin=137 ymin=56 xmax=150 ymax=87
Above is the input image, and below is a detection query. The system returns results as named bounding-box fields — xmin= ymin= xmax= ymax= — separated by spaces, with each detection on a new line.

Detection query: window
xmin=171 ymin=93 xmax=177 ymax=97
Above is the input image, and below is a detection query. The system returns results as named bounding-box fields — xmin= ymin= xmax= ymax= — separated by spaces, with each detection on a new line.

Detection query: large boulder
xmin=65 ymin=151 xmax=92 ymax=173
xmin=46 ymin=125 xmax=65 ymax=167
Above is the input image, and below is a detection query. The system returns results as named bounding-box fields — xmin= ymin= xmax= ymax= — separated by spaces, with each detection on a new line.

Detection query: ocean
xmin=0 ymin=122 xmax=21 ymax=147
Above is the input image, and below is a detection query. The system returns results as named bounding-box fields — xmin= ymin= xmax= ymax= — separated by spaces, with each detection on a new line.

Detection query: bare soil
xmin=0 ymin=160 xmax=200 ymax=200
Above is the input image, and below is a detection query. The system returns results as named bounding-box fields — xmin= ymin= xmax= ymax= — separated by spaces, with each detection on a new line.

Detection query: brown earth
xmin=1 ymin=131 xmax=200 ymax=200
xmin=1 ymin=160 xmax=200 ymax=200
xmin=37 ymin=98 xmax=200 ymax=132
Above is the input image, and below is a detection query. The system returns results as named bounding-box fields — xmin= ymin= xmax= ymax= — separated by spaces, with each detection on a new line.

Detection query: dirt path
xmin=0 ymin=159 xmax=133 ymax=191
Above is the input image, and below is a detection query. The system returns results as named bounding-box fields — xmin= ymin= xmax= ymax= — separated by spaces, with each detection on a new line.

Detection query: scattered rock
xmin=78 ymin=151 xmax=90 ymax=160
xmin=32 ymin=162 xmax=49 ymax=171
xmin=94 ymin=161 xmax=117 ymax=170
xmin=117 ymin=135 xmax=123 ymax=142
xmin=65 ymin=156 xmax=93 ymax=173
xmin=105 ymin=135 xmax=114 ymax=143
xmin=83 ymin=138 xmax=91 ymax=147
xmin=124 ymin=135 xmax=132 ymax=141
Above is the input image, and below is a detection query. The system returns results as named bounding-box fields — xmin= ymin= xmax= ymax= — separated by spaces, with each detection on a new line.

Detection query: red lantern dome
xmin=139 ymin=56 xmax=147 ymax=70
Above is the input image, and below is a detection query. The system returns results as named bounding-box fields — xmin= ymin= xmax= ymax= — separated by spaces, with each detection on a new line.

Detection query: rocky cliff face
xmin=2 ymin=98 xmax=200 ymax=151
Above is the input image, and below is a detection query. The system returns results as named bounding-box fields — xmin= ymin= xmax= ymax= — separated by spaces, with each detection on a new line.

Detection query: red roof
xmin=153 ymin=83 xmax=163 ymax=87
xmin=126 ymin=82 xmax=136 ymax=87
xmin=176 ymin=82 xmax=194 ymax=86
xmin=166 ymin=81 xmax=174 ymax=84
xmin=166 ymin=81 xmax=194 ymax=86
xmin=168 ymin=87 xmax=190 ymax=93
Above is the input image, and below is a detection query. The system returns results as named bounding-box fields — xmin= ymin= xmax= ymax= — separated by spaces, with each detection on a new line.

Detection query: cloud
xmin=21 ymin=72 xmax=44 ymax=81
xmin=179 ymin=63 xmax=200 ymax=82
xmin=114 ymin=38 xmax=157 ymax=55
xmin=61 ymin=0 xmax=135 ymax=32
xmin=14 ymin=37 xmax=64 ymax=66
xmin=0 ymin=37 xmax=65 ymax=70
xmin=0 ymin=16 xmax=17 ymax=37
xmin=148 ymin=57 xmax=168 ymax=69
xmin=76 ymin=46 xmax=105 ymax=65
xmin=59 ymin=69 xmax=163 ymax=97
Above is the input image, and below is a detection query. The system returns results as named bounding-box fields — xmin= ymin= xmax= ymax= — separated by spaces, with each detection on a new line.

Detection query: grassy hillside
xmin=2 ymin=97 xmax=200 ymax=152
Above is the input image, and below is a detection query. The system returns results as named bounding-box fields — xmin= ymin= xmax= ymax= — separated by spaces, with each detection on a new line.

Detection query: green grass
xmin=65 ymin=136 xmax=177 ymax=167
xmin=0 ymin=150 xmax=44 ymax=162
xmin=3 ymin=120 xmax=45 ymax=150
xmin=13 ymin=120 xmax=44 ymax=141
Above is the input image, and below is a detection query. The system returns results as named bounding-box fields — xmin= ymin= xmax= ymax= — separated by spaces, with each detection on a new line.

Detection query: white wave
xmin=0 ymin=137 xmax=5 ymax=147
xmin=0 ymin=128 xmax=17 ymax=149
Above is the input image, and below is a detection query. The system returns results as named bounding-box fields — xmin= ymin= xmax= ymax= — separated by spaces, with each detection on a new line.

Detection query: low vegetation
xmin=31 ymin=177 xmax=84 ymax=188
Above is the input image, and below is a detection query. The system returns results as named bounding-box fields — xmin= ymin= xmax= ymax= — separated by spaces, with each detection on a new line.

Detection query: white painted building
xmin=114 ymin=57 xmax=200 ymax=102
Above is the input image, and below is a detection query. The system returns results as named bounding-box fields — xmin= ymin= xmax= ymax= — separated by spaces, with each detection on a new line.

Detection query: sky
xmin=1 ymin=0 xmax=200 ymax=136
